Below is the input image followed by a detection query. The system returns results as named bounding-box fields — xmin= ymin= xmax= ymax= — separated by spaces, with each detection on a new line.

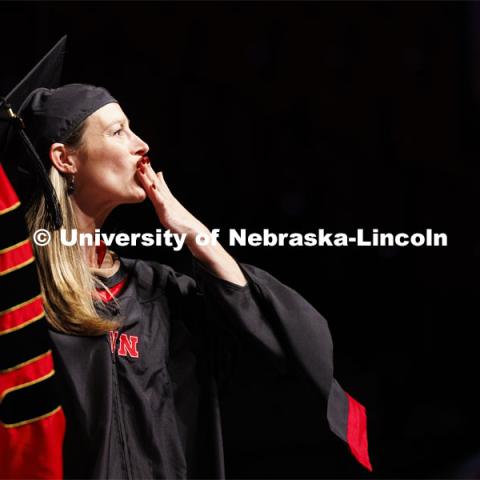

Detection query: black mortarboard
xmin=0 ymin=36 xmax=67 ymax=230
xmin=0 ymin=36 xmax=117 ymax=230
xmin=19 ymin=84 xmax=117 ymax=166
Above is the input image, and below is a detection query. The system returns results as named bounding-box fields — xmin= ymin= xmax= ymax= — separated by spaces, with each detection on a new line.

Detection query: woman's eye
xmin=113 ymin=128 xmax=123 ymax=136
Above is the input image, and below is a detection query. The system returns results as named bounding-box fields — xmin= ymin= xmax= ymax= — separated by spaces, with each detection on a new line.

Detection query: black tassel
xmin=1 ymin=97 xmax=62 ymax=230
xmin=17 ymin=129 xmax=63 ymax=230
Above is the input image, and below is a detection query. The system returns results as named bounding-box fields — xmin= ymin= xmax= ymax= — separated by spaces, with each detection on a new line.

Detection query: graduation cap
xmin=0 ymin=36 xmax=67 ymax=230
xmin=0 ymin=35 xmax=117 ymax=231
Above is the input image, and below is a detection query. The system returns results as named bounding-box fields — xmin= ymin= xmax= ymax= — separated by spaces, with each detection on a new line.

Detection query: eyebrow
xmin=105 ymin=117 xmax=130 ymax=130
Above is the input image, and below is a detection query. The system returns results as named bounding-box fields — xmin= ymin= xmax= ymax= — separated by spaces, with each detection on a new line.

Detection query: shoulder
xmin=119 ymin=256 xmax=198 ymax=300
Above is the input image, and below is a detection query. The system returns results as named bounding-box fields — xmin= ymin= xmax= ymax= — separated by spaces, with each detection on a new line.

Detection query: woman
xmin=19 ymin=84 xmax=371 ymax=478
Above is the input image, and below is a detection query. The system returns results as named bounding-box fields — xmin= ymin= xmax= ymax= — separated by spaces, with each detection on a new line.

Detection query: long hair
xmin=25 ymin=121 xmax=120 ymax=335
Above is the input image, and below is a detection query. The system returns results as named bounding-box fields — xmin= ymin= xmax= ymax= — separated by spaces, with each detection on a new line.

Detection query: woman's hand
xmin=135 ymin=156 xmax=247 ymax=286
xmin=135 ymin=156 xmax=206 ymax=239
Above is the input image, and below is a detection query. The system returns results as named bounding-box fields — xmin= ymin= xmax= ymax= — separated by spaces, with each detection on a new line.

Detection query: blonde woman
xmin=18 ymin=83 xmax=371 ymax=478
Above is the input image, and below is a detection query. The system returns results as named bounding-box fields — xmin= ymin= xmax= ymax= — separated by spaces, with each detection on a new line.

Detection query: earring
xmin=67 ymin=174 xmax=75 ymax=195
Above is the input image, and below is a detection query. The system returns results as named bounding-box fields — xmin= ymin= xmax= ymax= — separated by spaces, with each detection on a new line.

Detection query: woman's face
xmin=72 ymin=102 xmax=149 ymax=212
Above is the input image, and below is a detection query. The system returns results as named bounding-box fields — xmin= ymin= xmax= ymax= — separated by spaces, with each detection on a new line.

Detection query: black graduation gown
xmin=48 ymin=256 xmax=371 ymax=479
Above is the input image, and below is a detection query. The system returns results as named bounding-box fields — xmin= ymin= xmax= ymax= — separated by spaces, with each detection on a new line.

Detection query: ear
xmin=49 ymin=143 xmax=78 ymax=175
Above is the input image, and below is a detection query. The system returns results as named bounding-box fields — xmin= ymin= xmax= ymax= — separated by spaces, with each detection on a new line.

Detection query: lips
xmin=136 ymin=156 xmax=150 ymax=168
xmin=134 ymin=155 xmax=150 ymax=187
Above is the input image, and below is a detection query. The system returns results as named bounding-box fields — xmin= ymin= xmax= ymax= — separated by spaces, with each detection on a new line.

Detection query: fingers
xmin=136 ymin=157 xmax=155 ymax=197
xmin=136 ymin=156 xmax=169 ymax=197
xmin=156 ymin=171 xmax=172 ymax=194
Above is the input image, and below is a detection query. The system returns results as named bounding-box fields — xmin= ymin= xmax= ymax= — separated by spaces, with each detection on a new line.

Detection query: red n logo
xmin=109 ymin=331 xmax=139 ymax=358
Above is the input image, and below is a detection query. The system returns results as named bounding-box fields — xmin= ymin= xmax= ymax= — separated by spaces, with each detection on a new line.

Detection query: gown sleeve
xmin=189 ymin=257 xmax=372 ymax=472
xmin=0 ymin=164 xmax=65 ymax=479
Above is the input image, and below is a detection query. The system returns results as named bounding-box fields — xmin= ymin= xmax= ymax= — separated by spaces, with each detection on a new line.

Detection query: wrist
xmin=184 ymin=222 xmax=211 ymax=246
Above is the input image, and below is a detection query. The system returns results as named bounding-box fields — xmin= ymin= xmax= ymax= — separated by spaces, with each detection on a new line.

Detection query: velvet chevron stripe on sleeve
xmin=0 ymin=163 xmax=65 ymax=479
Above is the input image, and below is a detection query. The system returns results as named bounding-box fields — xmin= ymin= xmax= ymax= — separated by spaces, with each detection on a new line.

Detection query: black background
xmin=1 ymin=1 xmax=479 ymax=478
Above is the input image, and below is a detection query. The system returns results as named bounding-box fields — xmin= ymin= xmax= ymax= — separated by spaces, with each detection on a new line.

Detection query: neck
xmin=72 ymin=199 xmax=113 ymax=268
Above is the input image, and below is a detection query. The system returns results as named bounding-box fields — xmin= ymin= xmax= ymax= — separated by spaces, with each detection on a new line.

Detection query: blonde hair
xmin=25 ymin=124 xmax=120 ymax=336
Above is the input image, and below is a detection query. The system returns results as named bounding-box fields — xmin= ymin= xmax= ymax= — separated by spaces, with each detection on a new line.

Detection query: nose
xmin=132 ymin=132 xmax=149 ymax=157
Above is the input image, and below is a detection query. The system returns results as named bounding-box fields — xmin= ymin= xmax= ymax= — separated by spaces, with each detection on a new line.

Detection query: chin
xmin=120 ymin=186 xmax=148 ymax=204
